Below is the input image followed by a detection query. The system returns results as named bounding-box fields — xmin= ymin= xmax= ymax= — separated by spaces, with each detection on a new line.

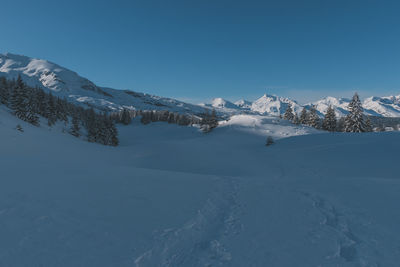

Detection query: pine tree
xmin=292 ymin=114 xmax=300 ymax=125
xmin=25 ymin=87 xmax=39 ymax=126
xmin=0 ymin=77 xmax=10 ymax=105
xmin=70 ymin=114 xmax=81 ymax=137
xmin=322 ymin=105 xmax=336 ymax=132
xmin=200 ymin=109 xmax=218 ymax=133
xmin=364 ymin=116 xmax=373 ymax=132
xmin=86 ymin=108 xmax=97 ymax=142
xmin=307 ymin=105 xmax=319 ymax=128
xmin=46 ymin=93 xmax=57 ymax=126
xmin=266 ymin=136 xmax=274 ymax=146
xmin=299 ymin=107 xmax=308 ymax=124
xmin=283 ymin=104 xmax=294 ymax=121
xmin=209 ymin=109 xmax=218 ymax=129
xmin=11 ymin=75 xmax=28 ymax=120
xmin=106 ymin=115 xmax=119 ymax=146
xmin=344 ymin=93 xmax=364 ymax=132
xmin=120 ymin=108 xmax=132 ymax=125
xmin=336 ymin=117 xmax=345 ymax=132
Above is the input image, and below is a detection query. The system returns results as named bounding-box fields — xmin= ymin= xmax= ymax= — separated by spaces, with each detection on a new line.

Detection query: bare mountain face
xmin=1 ymin=53 xmax=400 ymax=117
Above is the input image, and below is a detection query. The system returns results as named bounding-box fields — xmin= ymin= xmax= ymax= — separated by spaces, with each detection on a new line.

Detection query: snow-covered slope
xmin=0 ymin=53 xmax=207 ymax=114
xmin=234 ymin=99 xmax=252 ymax=109
xmin=306 ymin=96 xmax=351 ymax=117
xmin=2 ymin=52 xmax=400 ymax=118
xmin=363 ymin=95 xmax=400 ymax=117
xmin=307 ymin=95 xmax=400 ymax=117
xmin=1 ymin=106 xmax=400 ymax=266
xmin=250 ymin=94 xmax=302 ymax=116
xmin=210 ymin=98 xmax=238 ymax=109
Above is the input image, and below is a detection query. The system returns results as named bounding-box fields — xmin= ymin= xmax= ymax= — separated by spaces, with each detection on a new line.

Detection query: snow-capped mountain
xmin=0 ymin=53 xmax=207 ymax=114
xmin=210 ymin=98 xmax=238 ymax=109
xmin=250 ymin=94 xmax=302 ymax=116
xmin=306 ymin=96 xmax=351 ymax=117
xmin=234 ymin=99 xmax=252 ymax=109
xmin=306 ymin=95 xmax=400 ymax=118
xmin=2 ymin=52 xmax=400 ymax=118
xmin=363 ymin=96 xmax=400 ymax=117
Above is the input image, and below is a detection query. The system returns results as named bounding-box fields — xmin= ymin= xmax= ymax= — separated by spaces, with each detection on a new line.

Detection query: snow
xmin=210 ymin=98 xmax=238 ymax=109
xmin=234 ymin=99 xmax=252 ymax=109
xmin=250 ymin=94 xmax=302 ymax=116
xmin=307 ymin=96 xmax=351 ymax=117
xmin=1 ymin=104 xmax=400 ymax=266
xmin=363 ymin=96 xmax=400 ymax=117
xmin=2 ymin=52 xmax=400 ymax=118
xmin=0 ymin=53 xmax=207 ymax=114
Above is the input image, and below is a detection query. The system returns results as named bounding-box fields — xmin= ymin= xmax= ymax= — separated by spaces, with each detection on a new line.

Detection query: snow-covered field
xmin=1 ymin=107 xmax=400 ymax=266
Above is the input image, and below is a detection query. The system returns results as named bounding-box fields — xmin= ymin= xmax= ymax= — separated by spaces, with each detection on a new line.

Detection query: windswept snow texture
xmin=1 ymin=106 xmax=400 ymax=266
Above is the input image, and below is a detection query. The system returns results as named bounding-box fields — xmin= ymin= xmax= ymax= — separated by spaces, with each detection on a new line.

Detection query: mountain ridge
xmin=2 ymin=52 xmax=400 ymax=117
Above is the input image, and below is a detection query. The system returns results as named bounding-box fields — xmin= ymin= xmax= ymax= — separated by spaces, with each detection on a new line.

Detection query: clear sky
xmin=1 ymin=0 xmax=400 ymax=104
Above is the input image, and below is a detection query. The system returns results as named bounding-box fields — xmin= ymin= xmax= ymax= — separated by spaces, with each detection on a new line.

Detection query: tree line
xmin=283 ymin=93 xmax=374 ymax=132
xmin=0 ymin=76 xmax=119 ymax=146
xmin=111 ymin=107 xmax=218 ymax=132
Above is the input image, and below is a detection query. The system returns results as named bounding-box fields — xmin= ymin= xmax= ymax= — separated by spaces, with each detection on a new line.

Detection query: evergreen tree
xmin=86 ymin=108 xmax=97 ymax=142
xmin=322 ymin=105 xmax=336 ymax=132
xmin=209 ymin=109 xmax=218 ymax=129
xmin=11 ymin=75 xmax=28 ymax=120
xmin=344 ymin=93 xmax=364 ymax=132
xmin=283 ymin=104 xmax=294 ymax=121
xmin=307 ymin=105 xmax=319 ymax=128
xmin=200 ymin=109 xmax=218 ymax=132
xmin=336 ymin=117 xmax=345 ymax=132
xmin=299 ymin=107 xmax=308 ymax=124
xmin=46 ymin=93 xmax=57 ymax=126
xmin=266 ymin=136 xmax=274 ymax=146
xmin=0 ymin=77 xmax=10 ymax=105
xmin=120 ymin=108 xmax=132 ymax=125
xmin=70 ymin=114 xmax=81 ymax=137
xmin=364 ymin=116 xmax=373 ymax=132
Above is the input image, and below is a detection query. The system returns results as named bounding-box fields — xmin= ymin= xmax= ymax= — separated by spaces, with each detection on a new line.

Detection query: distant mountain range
xmin=1 ymin=53 xmax=400 ymax=118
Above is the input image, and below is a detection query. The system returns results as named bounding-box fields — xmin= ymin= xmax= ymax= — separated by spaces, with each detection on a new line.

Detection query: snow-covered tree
xmin=299 ymin=107 xmax=308 ymax=124
xmin=293 ymin=114 xmax=300 ymax=125
xmin=283 ymin=104 xmax=294 ymax=121
xmin=307 ymin=105 xmax=319 ymax=128
xmin=344 ymin=93 xmax=364 ymax=132
xmin=322 ymin=105 xmax=336 ymax=132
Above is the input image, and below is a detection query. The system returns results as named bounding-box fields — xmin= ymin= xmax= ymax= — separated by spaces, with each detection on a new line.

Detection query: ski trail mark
xmin=135 ymin=176 xmax=241 ymax=267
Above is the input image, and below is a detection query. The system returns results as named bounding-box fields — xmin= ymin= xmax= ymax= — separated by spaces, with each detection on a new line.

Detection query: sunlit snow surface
xmin=1 ymin=108 xmax=400 ymax=266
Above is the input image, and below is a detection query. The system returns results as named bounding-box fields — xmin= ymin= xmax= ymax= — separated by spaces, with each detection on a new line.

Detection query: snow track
xmin=135 ymin=177 xmax=241 ymax=267
xmin=302 ymin=192 xmax=380 ymax=266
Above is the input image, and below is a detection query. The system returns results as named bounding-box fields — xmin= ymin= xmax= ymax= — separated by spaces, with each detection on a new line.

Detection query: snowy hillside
xmin=234 ymin=99 xmax=252 ymax=109
xmin=2 ymin=52 xmax=400 ymax=120
xmin=250 ymin=94 xmax=302 ymax=116
xmin=1 ymin=105 xmax=400 ymax=266
xmin=306 ymin=96 xmax=351 ymax=117
xmin=363 ymin=95 xmax=400 ymax=117
xmin=306 ymin=95 xmax=400 ymax=118
xmin=0 ymin=53 xmax=207 ymax=114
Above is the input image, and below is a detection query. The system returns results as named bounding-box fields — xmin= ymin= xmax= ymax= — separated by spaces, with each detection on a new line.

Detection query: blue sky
xmin=1 ymin=0 xmax=400 ymax=104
